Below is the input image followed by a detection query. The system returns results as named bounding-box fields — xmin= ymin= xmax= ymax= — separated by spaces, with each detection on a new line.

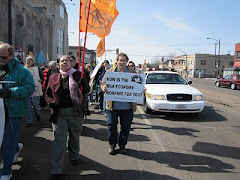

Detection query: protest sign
xmin=0 ymin=83 xmax=4 ymax=147
xmin=28 ymin=67 xmax=43 ymax=97
xmin=0 ymin=81 xmax=15 ymax=146
xmin=104 ymin=72 xmax=145 ymax=104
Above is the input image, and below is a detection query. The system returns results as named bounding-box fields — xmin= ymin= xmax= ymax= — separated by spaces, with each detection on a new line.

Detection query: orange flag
xmin=97 ymin=37 xmax=105 ymax=57
xmin=80 ymin=0 xmax=119 ymax=38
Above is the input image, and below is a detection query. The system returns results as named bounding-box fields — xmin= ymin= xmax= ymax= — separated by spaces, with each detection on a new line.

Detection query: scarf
xmin=60 ymin=68 xmax=85 ymax=116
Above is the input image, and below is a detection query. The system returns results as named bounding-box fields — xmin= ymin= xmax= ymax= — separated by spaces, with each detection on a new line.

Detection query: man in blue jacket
xmin=0 ymin=43 xmax=35 ymax=180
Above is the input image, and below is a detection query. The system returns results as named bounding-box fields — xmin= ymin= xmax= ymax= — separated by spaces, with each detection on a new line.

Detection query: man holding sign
xmin=0 ymin=43 xmax=35 ymax=179
xmin=101 ymin=52 xmax=145 ymax=155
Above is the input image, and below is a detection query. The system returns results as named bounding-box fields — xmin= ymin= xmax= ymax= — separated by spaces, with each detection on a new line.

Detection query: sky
xmin=63 ymin=0 xmax=240 ymax=65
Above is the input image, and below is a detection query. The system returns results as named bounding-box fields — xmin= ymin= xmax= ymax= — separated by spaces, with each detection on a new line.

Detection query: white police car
xmin=144 ymin=71 xmax=205 ymax=114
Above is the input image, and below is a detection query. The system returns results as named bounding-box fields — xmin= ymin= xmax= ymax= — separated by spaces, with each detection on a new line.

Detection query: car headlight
xmin=155 ymin=95 xmax=165 ymax=100
xmin=193 ymin=94 xmax=203 ymax=101
xmin=145 ymin=92 xmax=165 ymax=100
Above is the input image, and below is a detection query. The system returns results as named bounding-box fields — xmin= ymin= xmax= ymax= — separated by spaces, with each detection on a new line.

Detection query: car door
xmin=225 ymin=75 xmax=233 ymax=87
xmin=221 ymin=75 xmax=229 ymax=86
xmin=236 ymin=75 xmax=240 ymax=88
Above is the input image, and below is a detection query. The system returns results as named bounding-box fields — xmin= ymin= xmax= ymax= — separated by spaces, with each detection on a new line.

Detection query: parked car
xmin=144 ymin=71 xmax=205 ymax=114
xmin=215 ymin=74 xmax=240 ymax=90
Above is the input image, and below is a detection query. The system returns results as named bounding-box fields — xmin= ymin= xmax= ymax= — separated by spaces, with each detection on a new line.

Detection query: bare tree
xmin=151 ymin=55 xmax=164 ymax=65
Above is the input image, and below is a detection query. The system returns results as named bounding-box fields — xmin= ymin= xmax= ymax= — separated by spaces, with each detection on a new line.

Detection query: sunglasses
xmin=0 ymin=55 xmax=10 ymax=59
xmin=129 ymin=65 xmax=135 ymax=67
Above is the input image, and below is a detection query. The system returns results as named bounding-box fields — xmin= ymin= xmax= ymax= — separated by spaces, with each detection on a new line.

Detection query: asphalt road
xmin=191 ymin=78 xmax=240 ymax=97
xmin=1 ymin=96 xmax=239 ymax=180
xmin=190 ymin=78 xmax=240 ymax=110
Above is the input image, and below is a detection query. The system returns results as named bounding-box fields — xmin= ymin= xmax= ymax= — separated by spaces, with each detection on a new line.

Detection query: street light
xmin=207 ymin=37 xmax=221 ymax=78
xmin=178 ymin=48 xmax=188 ymax=77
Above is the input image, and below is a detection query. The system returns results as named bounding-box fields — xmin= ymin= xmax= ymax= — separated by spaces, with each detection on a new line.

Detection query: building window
xmin=28 ymin=45 xmax=33 ymax=55
xmin=201 ymin=60 xmax=206 ymax=65
xmin=236 ymin=51 xmax=240 ymax=60
xmin=60 ymin=4 xmax=64 ymax=19
xmin=69 ymin=52 xmax=73 ymax=55
xmin=57 ymin=28 xmax=64 ymax=55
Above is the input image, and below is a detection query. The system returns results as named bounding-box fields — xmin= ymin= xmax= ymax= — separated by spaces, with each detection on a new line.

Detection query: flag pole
xmin=78 ymin=0 xmax=83 ymax=72
xmin=81 ymin=0 xmax=92 ymax=78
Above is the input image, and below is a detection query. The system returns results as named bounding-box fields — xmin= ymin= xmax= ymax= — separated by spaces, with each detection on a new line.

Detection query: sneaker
xmin=104 ymin=113 xmax=107 ymax=117
xmin=0 ymin=174 xmax=12 ymax=180
xmin=89 ymin=102 xmax=93 ymax=105
xmin=25 ymin=123 xmax=32 ymax=127
xmin=48 ymin=174 xmax=62 ymax=180
xmin=13 ymin=143 xmax=23 ymax=163
xmin=71 ymin=157 xmax=81 ymax=165
xmin=36 ymin=116 xmax=41 ymax=121
xmin=119 ymin=145 xmax=127 ymax=155
xmin=109 ymin=144 xmax=116 ymax=155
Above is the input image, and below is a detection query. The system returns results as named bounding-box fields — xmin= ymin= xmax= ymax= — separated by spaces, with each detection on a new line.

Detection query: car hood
xmin=145 ymin=84 xmax=202 ymax=95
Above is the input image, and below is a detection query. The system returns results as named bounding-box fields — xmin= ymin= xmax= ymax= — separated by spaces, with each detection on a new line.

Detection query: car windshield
xmin=146 ymin=73 xmax=187 ymax=84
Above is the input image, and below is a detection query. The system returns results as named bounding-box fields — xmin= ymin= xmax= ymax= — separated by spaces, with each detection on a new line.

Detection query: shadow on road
xmin=131 ymin=121 xmax=199 ymax=137
xmin=193 ymin=142 xmax=240 ymax=160
xmin=136 ymin=105 xmax=227 ymax=122
xmin=63 ymin=155 xmax=180 ymax=180
xmin=126 ymin=149 xmax=235 ymax=173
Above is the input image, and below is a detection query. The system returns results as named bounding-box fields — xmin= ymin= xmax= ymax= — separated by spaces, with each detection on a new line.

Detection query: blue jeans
xmin=0 ymin=116 xmax=22 ymax=175
xmin=26 ymin=96 xmax=40 ymax=124
xmin=103 ymin=95 xmax=106 ymax=113
xmin=89 ymin=91 xmax=93 ymax=103
xmin=106 ymin=109 xmax=133 ymax=146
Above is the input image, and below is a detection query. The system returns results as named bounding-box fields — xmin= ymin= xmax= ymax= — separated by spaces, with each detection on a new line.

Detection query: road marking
xmin=137 ymin=106 xmax=166 ymax=151
xmin=136 ymin=106 xmax=196 ymax=179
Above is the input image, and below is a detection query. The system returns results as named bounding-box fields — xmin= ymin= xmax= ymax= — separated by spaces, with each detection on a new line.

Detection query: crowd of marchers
xmin=0 ymin=43 xmax=138 ymax=180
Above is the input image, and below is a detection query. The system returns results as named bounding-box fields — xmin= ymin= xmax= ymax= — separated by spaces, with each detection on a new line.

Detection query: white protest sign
xmin=0 ymin=81 xmax=15 ymax=147
xmin=0 ymin=83 xmax=5 ymax=147
xmin=28 ymin=67 xmax=43 ymax=97
xmin=104 ymin=72 xmax=145 ymax=104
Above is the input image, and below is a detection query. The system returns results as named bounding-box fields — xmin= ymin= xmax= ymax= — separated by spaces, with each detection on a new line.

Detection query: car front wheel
xmin=231 ymin=83 xmax=236 ymax=90
xmin=143 ymin=100 xmax=152 ymax=114
xmin=216 ymin=82 xmax=220 ymax=87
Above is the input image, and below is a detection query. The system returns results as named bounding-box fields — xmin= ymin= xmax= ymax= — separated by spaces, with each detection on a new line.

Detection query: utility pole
xmin=207 ymin=38 xmax=221 ymax=78
xmin=178 ymin=49 xmax=188 ymax=77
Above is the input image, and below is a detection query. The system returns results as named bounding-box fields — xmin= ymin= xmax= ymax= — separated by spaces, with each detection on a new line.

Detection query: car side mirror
xmin=187 ymin=80 xmax=192 ymax=84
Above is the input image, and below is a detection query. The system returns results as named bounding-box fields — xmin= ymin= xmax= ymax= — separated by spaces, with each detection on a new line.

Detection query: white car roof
xmin=145 ymin=70 xmax=178 ymax=75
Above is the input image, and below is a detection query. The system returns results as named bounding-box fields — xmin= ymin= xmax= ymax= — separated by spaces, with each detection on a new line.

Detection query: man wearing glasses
xmin=0 ymin=43 xmax=35 ymax=180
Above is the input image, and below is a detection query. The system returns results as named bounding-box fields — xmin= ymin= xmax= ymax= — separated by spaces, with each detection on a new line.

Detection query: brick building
xmin=234 ymin=43 xmax=240 ymax=68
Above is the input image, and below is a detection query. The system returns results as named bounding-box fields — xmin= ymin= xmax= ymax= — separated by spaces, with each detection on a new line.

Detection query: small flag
xmin=96 ymin=37 xmax=105 ymax=57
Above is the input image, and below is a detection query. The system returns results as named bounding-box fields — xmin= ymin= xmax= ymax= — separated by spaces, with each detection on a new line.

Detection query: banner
xmin=89 ymin=58 xmax=106 ymax=93
xmin=0 ymin=83 xmax=5 ymax=147
xmin=104 ymin=72 xmax=145 ymax=104
xmin=14 ymin=47 xmax=25 ymax=64
xmin=80 ymin=0 xmax=119 ymax=38
xmin=28 ymin=67 xmax=43 ymax=97
xmin=97 ymin=37 xmax=105 ymax=57
xmin=0 ymin=81 xmax=14 ymax=147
